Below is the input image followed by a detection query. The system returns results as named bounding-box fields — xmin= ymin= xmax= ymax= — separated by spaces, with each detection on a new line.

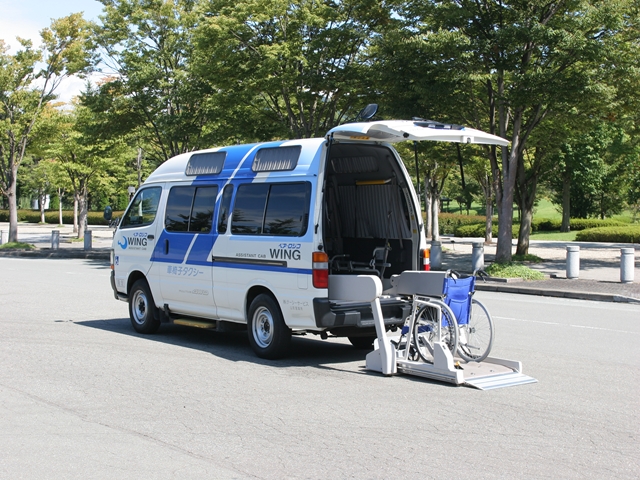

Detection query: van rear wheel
xmin=247 ymin=294 xmax=291 ymax=359
xmin=129 ymin=279 xmax=160 ymax=334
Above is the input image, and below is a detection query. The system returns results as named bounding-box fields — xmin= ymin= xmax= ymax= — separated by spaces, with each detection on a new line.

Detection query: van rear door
xmin=326 ymin=120 xmax=509 ymax=146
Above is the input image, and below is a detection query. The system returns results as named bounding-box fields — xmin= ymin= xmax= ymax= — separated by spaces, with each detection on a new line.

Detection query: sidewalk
xmin=437 ymin=237 xmax=640 ymax=303
xmin=1 ymin=223 xmax=639 ymax=303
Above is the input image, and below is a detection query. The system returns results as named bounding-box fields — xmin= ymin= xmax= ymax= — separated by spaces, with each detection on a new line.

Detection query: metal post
xmin=620 ymin=248 xmax=635 ymax=284
xmin=430 ymin=241 xmax=442 ymax=270
xmin=0 ymin=230 xmax=4 ymax=245
xmin=472 ymin=242 xmax=484 ymax=272
xmin=51 ymin=230 xmax=60 ymax=250
xmin=84 ymin=230 xmax=92 ymax=250
xmin=566 ymin=245 xmax=580 ymax=279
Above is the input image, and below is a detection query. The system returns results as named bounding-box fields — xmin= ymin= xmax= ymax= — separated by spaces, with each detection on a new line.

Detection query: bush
xmin=437 ymin=213 xmax=485 ymax=235
xmin=454 ymin=223 xmax=519 ymax=238
xmin=570 ymin=218 xmax=627 ymax=231
xmin=0 ymin=210 xmax=125 ymax=225
xmin=532 ymin=218 xmax=562 ymax=232
xmin=575 ymin=226 xmax=640 ymax=243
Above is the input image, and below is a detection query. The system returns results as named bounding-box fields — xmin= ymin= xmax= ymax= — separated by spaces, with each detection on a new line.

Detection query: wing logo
xmin=117 ymin=236 xmax=128 ymax=249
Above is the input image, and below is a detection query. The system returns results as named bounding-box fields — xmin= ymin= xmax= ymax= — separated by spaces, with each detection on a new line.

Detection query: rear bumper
xmin=313 ymin=298 xmax=410 ymax=330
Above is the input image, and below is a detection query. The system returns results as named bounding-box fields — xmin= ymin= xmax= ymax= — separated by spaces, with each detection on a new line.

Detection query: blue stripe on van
xmin=186 ymin=234 xmax=216 ymax=265
xmin=150 ymin=230 xmax=196 ymax=263
xmin=215 ymin=262 xmax=312 ymax=275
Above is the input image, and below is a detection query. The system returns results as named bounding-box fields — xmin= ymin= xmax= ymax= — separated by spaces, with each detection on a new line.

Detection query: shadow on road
xmin=75 ymin=317 xmax=373 ymax=373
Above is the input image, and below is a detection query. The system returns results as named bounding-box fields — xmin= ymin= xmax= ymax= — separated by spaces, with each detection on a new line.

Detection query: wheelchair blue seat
xmin=442 ymin=275 xmax=475 ymax=326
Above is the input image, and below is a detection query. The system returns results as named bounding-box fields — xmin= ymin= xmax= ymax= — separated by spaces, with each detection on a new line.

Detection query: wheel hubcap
xmin=253 ymin=306 xmax=274 ymax=348
xmin=132 ymin=291 xmax=148 ymax=325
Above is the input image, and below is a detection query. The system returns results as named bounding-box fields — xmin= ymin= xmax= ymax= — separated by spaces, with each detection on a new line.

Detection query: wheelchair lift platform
xmin=371 ymin=339 xmax=537 ymax=390
xmin=329 ymin=272 xmax=537 ymax=390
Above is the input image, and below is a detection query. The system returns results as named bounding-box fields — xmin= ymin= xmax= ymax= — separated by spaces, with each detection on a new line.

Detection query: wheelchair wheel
xmin=412 ymin=302 xmax=458 ymax=363
xmin=457 ymin=298 xmax=494 ymax=362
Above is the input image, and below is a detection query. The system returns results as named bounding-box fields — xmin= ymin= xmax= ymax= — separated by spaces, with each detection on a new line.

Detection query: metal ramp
xmin=329 ymin=272 xmax=537 ymax=390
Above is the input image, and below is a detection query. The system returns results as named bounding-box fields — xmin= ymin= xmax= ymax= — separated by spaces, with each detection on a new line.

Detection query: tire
xmin=348 ymin=335 xmax=376 ymax=350
xmin=128 ymin=279 xmax=160 ymax=334
xmin=412 ymin=301 xmax=458 ymax=363
xmin=247 ymin=294 xmax=291 ymax=359
xmin=457 ymin=298 xmax=494 ymax=362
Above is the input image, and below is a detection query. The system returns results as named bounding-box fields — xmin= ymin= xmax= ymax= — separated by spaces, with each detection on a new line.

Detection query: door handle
xmin=164 ymin=239 xmax=169 ymax=255
xmin=147 ymin=235 xmax=154 ymax=240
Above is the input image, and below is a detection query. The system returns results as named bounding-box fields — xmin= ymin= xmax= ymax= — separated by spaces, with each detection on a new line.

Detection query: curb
xmin=0 ymin=249 xmax=111 ymax=260
xmin=475 ymin=283 xmax=640 ymax=304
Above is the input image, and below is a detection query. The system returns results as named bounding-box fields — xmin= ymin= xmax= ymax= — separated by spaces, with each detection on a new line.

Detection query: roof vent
xmin=185 ymin=151 xmax=226 ymax=176
xmin=252 ymin=146 xmax=301 ymax=172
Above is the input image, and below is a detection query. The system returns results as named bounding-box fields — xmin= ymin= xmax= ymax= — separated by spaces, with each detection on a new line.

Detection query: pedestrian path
xmin=1 ymin=223 xmax=639 ymax=303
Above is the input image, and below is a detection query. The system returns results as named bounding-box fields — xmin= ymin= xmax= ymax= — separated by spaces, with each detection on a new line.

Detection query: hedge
xmin=0 ymin=210 xmax=125 ymax=225
xmin=437 ymin=213 xmax=486 ymax=235
xmin=569 ymin=218 xmax=627 ymax=231
xmin=575 ymin=226 xmax=640 ymax=243
xmin=454 ymin=223 xmax=519 ymax=239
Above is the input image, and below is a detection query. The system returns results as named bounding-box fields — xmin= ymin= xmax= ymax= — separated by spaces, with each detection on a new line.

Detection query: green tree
xmin=380 ymin=0 xmax=633 ymax=260
xmin=88 ymin=0 xmax=216 ymax=165
xmin=194 ymin=0 xmax=386 ymax=140
xmin=44 ymin=105 xmax=133 ymax=237
xmin=0 ymin=14 xmax=94 ymax=241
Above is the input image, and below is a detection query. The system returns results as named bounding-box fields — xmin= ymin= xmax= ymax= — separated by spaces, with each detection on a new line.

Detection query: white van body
xmin=110 ymin=119 xmax=508 ymax=358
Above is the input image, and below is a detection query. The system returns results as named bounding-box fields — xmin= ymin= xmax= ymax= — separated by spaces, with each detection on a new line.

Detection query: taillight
xmin=110 ymin=250 xmax=114 ymax=270
xmin=312 ymin=251 xmax=329 ymax=288
xmin=421 ymin=248 xmax=431 ymax=271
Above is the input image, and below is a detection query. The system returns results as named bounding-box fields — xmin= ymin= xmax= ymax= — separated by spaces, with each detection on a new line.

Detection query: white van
xmin=109 ymin=117 xmax=507 ymax=358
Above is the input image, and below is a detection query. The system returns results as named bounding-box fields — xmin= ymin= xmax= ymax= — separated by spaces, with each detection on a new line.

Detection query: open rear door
xmin=327 ymin=120 xmax=509 ymax=146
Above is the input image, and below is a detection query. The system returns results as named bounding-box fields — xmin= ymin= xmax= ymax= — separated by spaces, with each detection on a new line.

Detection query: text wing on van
xmin=327 ymin=120 xmax=509 ymax=146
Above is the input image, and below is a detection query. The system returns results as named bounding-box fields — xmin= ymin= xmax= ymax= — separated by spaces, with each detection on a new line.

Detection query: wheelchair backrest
xmin=442 ymin=276 xmax=475 ymax=326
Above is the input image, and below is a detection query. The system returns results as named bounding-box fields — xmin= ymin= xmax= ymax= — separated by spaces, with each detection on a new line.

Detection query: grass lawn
xmin=529 ymin=231 xmax=577 ymax=241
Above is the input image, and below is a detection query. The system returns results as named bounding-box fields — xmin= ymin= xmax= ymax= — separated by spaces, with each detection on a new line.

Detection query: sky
xmin=0 ymin=0 xmax=106 ymax=103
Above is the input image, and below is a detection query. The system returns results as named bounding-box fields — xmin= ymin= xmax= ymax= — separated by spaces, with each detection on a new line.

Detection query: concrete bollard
xmin=566 ymin=245 xmax=580 ymax=279
xmin=51 ymin=230 xmax=60 ymax=250
xmin=620 ymin=248 xmax=635 ymax=284
xmin=430 ymin=241 xmax=442 ymax=270
xmin=472 ymin=242 xmax=484 ymax=272
xmin=84 ymin=230 xmax=92 ymax=250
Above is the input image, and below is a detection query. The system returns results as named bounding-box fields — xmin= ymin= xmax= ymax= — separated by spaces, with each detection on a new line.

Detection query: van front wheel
xmin=129 ymin=279 xmax=160 ymax=334
xmin=247 ymin=294 xmax=291 ymax=359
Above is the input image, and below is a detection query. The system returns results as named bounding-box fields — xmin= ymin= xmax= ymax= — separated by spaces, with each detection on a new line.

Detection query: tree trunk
xmin=58 ymin=189 xmax=63 ymax=226
xmin=39 ymin=192 xmax=46 ymax=223
xmin=485 ymin=197 xmax=493 ymax=244
xmin=424 ymin=175 xmax=432 ymax=238
xmin=561 ymin=170 xmax=571 ymax=232
xmin=77 ymin=188 xmax=88 ymax=239
xmin=7 ymin=171 xmax=19 ymax=242
xmin=431 ymin=193 xmax=440 ymax=241
xmin=73 ymin=195 xmax=78 ymax=233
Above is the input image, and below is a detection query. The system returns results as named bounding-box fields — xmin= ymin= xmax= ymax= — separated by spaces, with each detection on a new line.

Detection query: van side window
xmin=217 ymin=184 xmax=234 ymax=234
xmin=120 ymin=187 xmax=162 ymax=228
xmin=264 ymin=183 xmax=311 ymax=236
xmin=165 ymin=185 xmax=218 ymax=233
xmin=231 ymin=182 xmax=311 ymax=237
xmin=231 ymin=184 xmax=270 ymax=234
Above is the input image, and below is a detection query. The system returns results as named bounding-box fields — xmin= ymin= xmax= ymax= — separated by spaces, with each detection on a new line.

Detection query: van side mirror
xmin=103 ymin=206 xmax=113 ymax=221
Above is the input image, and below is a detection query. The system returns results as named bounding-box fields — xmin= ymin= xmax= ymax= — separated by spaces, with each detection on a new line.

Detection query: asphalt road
xmin=0 ymin=257 xmax=638 ymax=479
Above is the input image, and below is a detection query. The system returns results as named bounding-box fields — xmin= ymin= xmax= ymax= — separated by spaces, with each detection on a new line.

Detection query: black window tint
xmin=264 ymin=183 xmax=311 ymax=236
xmin=121 ymin=187 xmax=162 ymax=228
xmin=231 ymin=184 xmax=270 ymax=235
xmin=165 ymin=186 xmax=195 ymax=232
xmin=217 ymin=184 xmax=234 ymax=233
xmin=190 ymin=186 xmax=218 ymax=233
